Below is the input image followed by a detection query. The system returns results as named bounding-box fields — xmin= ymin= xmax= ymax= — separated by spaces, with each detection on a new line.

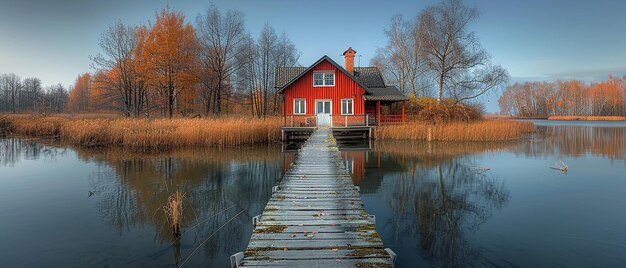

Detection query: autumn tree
xmin=139 ymin=8 xmax=199 ymax=118
xmin=91 ymin=21 xmax=148 ymax=117
xmin=67 ymin=73 xmax=92 ymax=113
xmin=499 ymin=76 xmax=626 ymax=117
xmin=417 ymin=0 xmax=508 ymax=103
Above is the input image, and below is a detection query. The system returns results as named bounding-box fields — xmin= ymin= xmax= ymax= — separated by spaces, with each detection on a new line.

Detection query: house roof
xmin=275 ymin=56 xmax=370 ymax=92
xmin=363 ymin=86 xmax=409 ymax=101
xmin=275 ymin=55 xmax=407 ymax=102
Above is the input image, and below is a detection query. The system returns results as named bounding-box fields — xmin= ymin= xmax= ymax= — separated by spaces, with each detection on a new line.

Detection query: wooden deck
xmin=231 ymin=128 xmax=395 ymax=267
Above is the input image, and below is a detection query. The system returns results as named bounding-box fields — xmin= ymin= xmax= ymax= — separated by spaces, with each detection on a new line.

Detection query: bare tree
xmin=42 ymin=84 xmax=68 ymax=113
xmin=417 ymin=0 xmax=508 ymax=103
xmin=372 ymin=15 xmax=427 ymax=96
xmin=271 ymin=32 xmax=300 ymax=113
xmin=0 ymin=73 xmax=22 ymax=112
xmin=196 ymin=4 xmax=246 ymax=115
xmin=21 ymin=77 xmax=43 ymax=111
xmin=257 ymin=23 xmax=277 ymax=117
xmin=234 ymin=34 xmax=261 ymax=117
xmin=91 ymin=21 xmax=144 ymax=117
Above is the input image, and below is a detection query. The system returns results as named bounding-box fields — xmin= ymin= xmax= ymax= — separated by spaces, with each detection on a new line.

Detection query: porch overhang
xmin=363 ymin=86 xmax=409 ymax=102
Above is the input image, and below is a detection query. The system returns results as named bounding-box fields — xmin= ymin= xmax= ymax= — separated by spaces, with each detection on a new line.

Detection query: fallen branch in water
xmin=550 ymin=160 xmax=568 ymax=173
xmin=473 ymin=166 xmax=491 ymax=174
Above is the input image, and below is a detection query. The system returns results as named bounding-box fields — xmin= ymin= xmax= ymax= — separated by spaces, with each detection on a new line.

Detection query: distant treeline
xmin=2 ymin=4 xmax=300 ymax=118
xmin=0 ymin=74 xmax=68 ymax=114
xmin=498 ymin=76 xmax=626 ymax=117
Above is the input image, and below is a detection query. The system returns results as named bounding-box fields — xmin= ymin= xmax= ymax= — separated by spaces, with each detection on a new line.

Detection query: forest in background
xmin=498 ymin=75 xmax=626 ymax=117
xmin=0 ymin=5 xmax=300 ymax=118
xmin=0 ymin=0 xmax=513 ymax=119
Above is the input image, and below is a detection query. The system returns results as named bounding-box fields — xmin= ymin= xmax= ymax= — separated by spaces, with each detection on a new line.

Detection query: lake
xmin=1 ymin=120 xmax=625 ymax=267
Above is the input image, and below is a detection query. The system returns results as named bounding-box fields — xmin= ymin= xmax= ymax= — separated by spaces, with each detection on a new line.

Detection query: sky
xmin=1 ymin=0 xmax=625 ymax=112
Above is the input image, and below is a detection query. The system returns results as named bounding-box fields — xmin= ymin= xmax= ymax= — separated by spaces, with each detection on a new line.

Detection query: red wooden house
xmin=276 ymin=47 xmax=408 ymax=128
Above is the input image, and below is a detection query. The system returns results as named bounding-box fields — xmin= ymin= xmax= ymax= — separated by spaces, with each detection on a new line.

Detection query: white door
xmin=316 ymin=100 xmax=332 ymax=127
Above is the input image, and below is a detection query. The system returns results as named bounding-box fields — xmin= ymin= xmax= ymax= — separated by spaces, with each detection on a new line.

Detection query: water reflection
xmin=523 ymin=125 xmax=626 ymax=160
xmin=0 ymin=141 xmax=283 ymax=267
xmin=78 ymin=146 xmax=283 ymax=266
xmin=338 ymin=141 xmax=510 ymax=267
xmin=0 ymin=139 xmax=66 ymax=167
xmin=2 ymin=121 xmax=625 ymax=267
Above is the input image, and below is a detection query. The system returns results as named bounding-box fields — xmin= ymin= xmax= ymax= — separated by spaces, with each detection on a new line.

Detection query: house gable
xmin=281 ymin=57 xmax=367 ymax=115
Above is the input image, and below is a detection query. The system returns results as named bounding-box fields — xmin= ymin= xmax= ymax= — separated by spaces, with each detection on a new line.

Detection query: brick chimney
xmin=342 ymin=47 xmax=357 ymax=74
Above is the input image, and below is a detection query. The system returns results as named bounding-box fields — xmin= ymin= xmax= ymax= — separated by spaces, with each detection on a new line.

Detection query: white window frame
xmin=341 ymin=98 xmax=354 ymax=115
xmin=293 ymin=98 xmax=306 ymax=114
xmin=313 ymin=71 xmax=335 ymax=87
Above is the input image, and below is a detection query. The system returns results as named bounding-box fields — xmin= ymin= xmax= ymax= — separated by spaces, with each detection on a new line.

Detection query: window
xmin=341 ymin=99 xmax=353 ymax=115
xmin=293 ymin=99 xmax=306 ymax=114
xmin=313 ymin=72 xmax=334 ymax=87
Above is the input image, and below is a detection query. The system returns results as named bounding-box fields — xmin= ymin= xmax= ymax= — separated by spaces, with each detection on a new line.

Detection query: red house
xmin=276 ymin=47 xmax=408 ymax=128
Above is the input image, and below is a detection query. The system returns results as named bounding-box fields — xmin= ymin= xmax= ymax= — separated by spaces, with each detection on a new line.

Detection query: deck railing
xmin=284 ymin=115 xmax=317 ymax=127
xmin=330 ymin=114 xmax=369 ymax=127
xmin=283 ymin=114 xmax=405 ymax=127
xmin=380 ymin=115 xmax=404 ymax=124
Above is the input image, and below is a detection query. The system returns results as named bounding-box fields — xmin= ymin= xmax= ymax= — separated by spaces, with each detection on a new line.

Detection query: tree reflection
xmin=0 ymin=138 xmax=66 ymax=167
xmin=359 ymin=142 xmax=511 ymax=267
xmin=521 ymin=125 xmax=626 ymax=160
xmin=80 ymin=146 xmax=283 ymax=266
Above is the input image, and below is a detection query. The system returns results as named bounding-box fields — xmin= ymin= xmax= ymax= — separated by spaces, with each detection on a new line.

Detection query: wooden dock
xmin=231 ymin=128 xmax=395 ymax=267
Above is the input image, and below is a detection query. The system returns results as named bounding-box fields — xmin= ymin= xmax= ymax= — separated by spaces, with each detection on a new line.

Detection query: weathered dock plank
xmin=232 ymin=128 xmax=394 ymax=267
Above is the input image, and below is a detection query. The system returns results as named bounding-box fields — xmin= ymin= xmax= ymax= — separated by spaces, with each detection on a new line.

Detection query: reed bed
xmin=377 ymin=120 xmax=534 ymax=141
xmin=548 ymin=115 xmax=626 ymax=121
xmin=1 ymin=115 xmax=282 ymax=149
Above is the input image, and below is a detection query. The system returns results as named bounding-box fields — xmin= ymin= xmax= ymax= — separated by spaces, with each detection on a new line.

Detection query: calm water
xmin=1 ymin=120 xmax=625 ymax=267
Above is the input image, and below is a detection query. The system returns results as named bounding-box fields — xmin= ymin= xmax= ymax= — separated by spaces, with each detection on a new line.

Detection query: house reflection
xmin=339 ymin=141 xmax=513 ymax=267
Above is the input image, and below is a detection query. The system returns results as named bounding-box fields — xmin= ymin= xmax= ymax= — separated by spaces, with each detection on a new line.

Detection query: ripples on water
xmin=0 ymin=121 xmax=625 ymax=267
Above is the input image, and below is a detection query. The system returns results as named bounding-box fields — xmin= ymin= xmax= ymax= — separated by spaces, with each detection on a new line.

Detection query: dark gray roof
xmin=275 ymin=66 xmax=306 ymax=89
xmin=363 ymin=86 xmax=409 ymax=101
xmin=274 ymin=66 xmax=386 ymax=89
xmin=354 ymin=67 xmax=386 ymax=88
xmin=274 ymin=56 xmax=407 ymax=102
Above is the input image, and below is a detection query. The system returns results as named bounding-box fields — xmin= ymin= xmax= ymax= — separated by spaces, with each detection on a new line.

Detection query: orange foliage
xmin=499 ymin=76 xmax=626 ymax=117
xmin=66 ymin=73 xmax=92 ymax=112
xmin=138 ymin=8 xmax=199 ymax=118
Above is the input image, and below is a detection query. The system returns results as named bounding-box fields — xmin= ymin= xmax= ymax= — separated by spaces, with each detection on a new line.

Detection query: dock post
xmin=252 ymin=214 xmax=262 ymax=227
xmin=230 ymin=252 xmax=243 ymax=268
xmin=385 ymin=248 xmax=397 ymax=263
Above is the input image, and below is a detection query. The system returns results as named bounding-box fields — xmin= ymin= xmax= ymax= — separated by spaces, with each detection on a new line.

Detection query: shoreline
xmin=486 ymin=115 xmax=626 ymax=121
xmin=1 ymin=114 xmax=535 ymax=148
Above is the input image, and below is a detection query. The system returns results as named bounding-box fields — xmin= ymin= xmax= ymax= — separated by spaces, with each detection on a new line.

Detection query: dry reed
xmin=163 ymin=189 xmax=185 ymax=237
xmin=1 ymin=115 xmax=282 ymax=149
xmin=548 ymin=115 xmax=626 ymax=121
xmin=377 ymin=120 xmax=534 ymax=141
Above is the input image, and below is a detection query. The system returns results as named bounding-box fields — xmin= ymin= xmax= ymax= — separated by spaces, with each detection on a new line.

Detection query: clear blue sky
xmin=1 ymin=0 xmax=625 ymax=112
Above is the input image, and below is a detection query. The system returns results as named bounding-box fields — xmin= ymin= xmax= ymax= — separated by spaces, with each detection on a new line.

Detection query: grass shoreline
xmin=486 ymin=115 xmax=626 ymax=121
xmin=376 ymin=120 xmax=534 ymax=141
xmin=547 ymin=116 xmax=626 ymax=121
xmin=0 ymin=114 xmax=282 ymax=150
xmin=1 ymin=114 xmax=534 ymax=148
